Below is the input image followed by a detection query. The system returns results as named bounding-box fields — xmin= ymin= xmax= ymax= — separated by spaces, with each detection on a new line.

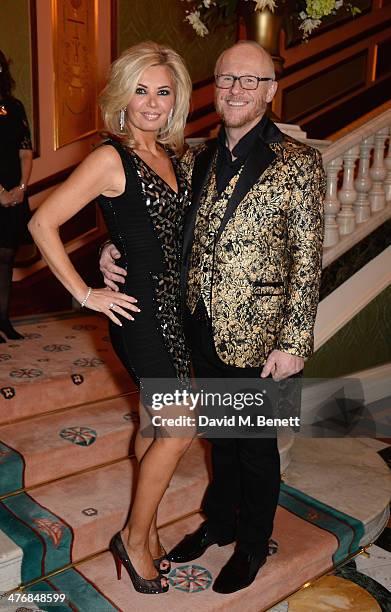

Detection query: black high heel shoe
xmin=153 ymin=545 xmax=171 ymax=575
xmin=0 ymin=320 xmax=24 ymax=340
xmin=109 ymin=532 xmax=169 ymax=595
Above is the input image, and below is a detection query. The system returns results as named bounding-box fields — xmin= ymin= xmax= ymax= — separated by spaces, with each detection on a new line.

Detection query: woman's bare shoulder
xmin=88 ymin=141 xmax=124 ymax=166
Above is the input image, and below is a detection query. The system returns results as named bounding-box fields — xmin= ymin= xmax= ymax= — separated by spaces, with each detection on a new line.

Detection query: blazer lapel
xmin=182 ymin=118 xmax=285 ymax=253
xmin=182 ymin=139 xmax=217 ymax=260
xmin=215 ymin=120 xmax=284 ymax=243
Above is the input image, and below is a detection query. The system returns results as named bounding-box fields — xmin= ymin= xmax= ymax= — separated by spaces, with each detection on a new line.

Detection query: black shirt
xmin=216 ymin=114 xmax=268 ymax=194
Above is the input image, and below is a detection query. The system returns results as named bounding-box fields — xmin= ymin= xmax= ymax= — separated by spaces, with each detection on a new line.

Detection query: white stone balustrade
xmin=369 ymin=127 xmax=388 ymax=213
xmin=322 ymin=110 xmax=391 ymax=266
xmin=385 ymin=135 xmax=391 ymax=203
xmin=354 ymin=136 xmax=374 ymax=224
xmin=337 ymin=145 xmax=359 ymax=235
xmin=323 ymin=157 xmax=342 ymax=248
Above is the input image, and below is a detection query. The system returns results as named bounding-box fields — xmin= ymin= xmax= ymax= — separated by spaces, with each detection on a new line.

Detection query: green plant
xmin=181 ymin=0 xmax=360 ymax=39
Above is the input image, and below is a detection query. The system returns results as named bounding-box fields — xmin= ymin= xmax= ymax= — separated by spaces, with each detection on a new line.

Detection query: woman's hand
xmin=8 ymin=186 xmax=25 ymax=204
xmin=83 ymin=287 xmax=140 ymax=326
xmin=0 ymin=189 xmax=17 ymax=207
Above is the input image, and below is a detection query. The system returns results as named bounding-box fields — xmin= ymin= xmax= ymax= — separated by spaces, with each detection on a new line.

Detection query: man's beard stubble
xmin=215 ymin=95 xmax=267 ymax=128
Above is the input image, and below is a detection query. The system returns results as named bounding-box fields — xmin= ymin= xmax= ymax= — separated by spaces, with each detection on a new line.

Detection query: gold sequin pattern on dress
xmin=130 ymin=151 xmax=191 ymax=383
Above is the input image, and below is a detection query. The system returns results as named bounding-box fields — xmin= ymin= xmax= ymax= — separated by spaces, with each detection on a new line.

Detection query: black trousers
xmin=185 ymin=302 xmax=280 ymax=559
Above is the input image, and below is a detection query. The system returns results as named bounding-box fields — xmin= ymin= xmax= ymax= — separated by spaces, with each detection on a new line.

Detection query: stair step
xmin=26 ymin=508 xmax=337 ymax=612
xmin=284 ymin=437 xmax=391 ymax=548
xmin=0 ymin=397 xmax=294 ymax=497
xmin=0 ymin=439 xmax=208 ymax=588
xmin=0 ymin=394 xmax=139 ymax=495
xmin=0 ymin=432 xmax=293 ymax=590
xmin=2 ymin=438 xmax=388 ymax=601
xmin=2 ymin=311 xmax=389 ymax=610
xmin=0 ymin=314 xmax=134 ymax=424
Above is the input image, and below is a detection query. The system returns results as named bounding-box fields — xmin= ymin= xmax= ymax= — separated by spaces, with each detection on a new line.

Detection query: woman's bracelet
xmin=80 ymin=287 xmax=92 ymax=308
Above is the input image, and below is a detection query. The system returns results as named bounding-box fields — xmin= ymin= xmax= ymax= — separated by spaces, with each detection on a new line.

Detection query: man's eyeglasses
xmin=215 ymin=74 xmax=274 ymax=90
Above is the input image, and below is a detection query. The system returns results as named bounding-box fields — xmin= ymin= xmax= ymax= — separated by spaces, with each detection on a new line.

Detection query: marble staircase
xmin=0 ymin=314 xmax=390 ymax=611
xmin=0 ymin=395 xmax=138 ymax=492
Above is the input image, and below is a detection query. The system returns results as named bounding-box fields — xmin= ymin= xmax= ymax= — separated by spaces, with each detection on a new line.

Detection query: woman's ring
xmin=109 ymin=303 xmax=115 ymax=309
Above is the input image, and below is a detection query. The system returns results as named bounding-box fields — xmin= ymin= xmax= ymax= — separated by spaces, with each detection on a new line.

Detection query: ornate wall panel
xmin=117 ymin=0 xmax=235 ymax=83
xmin=282 ymin=51 xmax=368 ymax=123
xmin=376 ymin=37 xmax=391 ymax=79
xmin=52 ymin=0 xmax=98 ymax=148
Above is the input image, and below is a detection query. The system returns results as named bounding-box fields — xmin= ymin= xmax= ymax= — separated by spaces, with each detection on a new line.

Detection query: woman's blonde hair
xmin=99 ymin=41 xmax=192 ymax=154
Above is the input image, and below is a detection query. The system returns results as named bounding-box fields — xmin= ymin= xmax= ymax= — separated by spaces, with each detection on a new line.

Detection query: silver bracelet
xmin=80 ymin=287 xmax=92 ymax=307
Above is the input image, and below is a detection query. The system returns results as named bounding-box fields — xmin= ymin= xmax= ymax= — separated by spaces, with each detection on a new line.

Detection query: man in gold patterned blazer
xmin=100 ymin=41 xmax=325 ymax=594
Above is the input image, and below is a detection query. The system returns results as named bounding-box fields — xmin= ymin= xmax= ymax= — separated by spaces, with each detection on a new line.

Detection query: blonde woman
xmin=29 ymin=42 xmax=194 ymax=595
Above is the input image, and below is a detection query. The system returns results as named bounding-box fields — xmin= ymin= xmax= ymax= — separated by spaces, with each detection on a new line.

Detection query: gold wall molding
xmin=52 ymin=0 xmax=98 ymax=149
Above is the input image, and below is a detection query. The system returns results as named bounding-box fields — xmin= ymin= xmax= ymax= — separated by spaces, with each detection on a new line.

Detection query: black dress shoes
xmin=212 ymin=548 xmax=267 ymax=594
xmin=167 ymin=521 xmax=235 ymax=563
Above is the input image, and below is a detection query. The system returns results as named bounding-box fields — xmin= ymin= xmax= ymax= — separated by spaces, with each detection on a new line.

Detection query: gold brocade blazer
xmin=181 ymin=120 xmax=326 ymax=368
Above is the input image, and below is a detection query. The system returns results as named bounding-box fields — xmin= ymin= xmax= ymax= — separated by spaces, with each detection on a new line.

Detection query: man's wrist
xmin=98 ymin=238 xmax=112 ymax=258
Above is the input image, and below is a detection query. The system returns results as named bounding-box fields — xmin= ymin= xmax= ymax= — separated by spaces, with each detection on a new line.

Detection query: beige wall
xmin=0 ymin=0 xmax=33 ymax=132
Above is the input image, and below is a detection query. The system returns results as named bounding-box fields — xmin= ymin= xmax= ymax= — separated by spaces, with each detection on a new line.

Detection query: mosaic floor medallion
xmin=59 ymin=426 xmax=97 ymax=446
xmin=168 ymin=564 xmax=213 ymax=593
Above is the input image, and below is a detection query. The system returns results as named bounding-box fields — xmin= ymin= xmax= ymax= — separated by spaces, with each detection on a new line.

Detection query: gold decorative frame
xmin=52 ymin=0 xmax=98 ymax=149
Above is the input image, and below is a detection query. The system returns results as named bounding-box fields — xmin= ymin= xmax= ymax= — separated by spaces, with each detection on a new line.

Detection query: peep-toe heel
xmin=109 ymin=532 xmax=169 ymax=595
xmin=153 ymin=545 xmax=171 ymax=575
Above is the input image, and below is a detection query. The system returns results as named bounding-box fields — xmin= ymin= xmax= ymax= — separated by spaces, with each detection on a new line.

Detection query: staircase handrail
xmin=322 ymin=108 xmax=391 ymax=164
xmin=320 ymin=107 xmax=390 ymax=261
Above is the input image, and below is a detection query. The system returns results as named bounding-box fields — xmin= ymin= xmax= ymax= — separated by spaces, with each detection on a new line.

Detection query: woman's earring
xmin=167 ymin=108 xmax=174 ymax=125
xmin=119 ymin=108 xmax=126 ymax=132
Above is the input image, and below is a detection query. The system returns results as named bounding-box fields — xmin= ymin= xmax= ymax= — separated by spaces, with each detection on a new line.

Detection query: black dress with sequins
xmin=96 ymin=140 xmax=191 ymax=397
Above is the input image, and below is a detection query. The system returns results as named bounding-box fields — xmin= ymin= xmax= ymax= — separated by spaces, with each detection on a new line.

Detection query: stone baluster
xmin=323 ymin=157 xmax=342 ymax=248
xmin=369 ymin=127 xmax=388 ymax=212
xmin=384 ymin=128 xmax=391 ymax=202
xmin=337 ymin=145 xmax=359 ymax=235
xmin=354 ymin=136 xmax=374 ymax=223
